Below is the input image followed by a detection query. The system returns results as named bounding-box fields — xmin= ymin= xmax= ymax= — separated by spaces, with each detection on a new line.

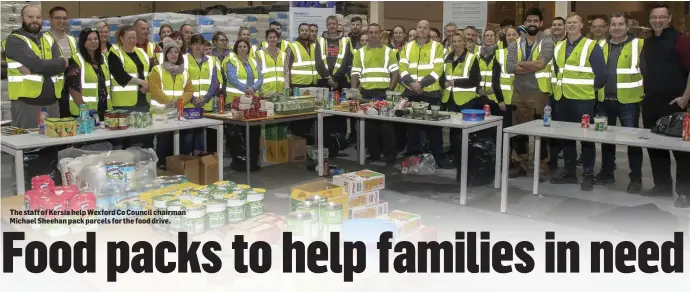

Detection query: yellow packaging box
xmin=376 ymin=210 xmax=422 ymax=237
xmin=349 ymin=201 xmax=388 ymax=219
xmin=290 ymin=180 xmax=348 ymax=219
xmin=332 ymin=170 xmax=385 ymax=196
xmin=348 ymin=190 xmax=380 ymax=209
xmin=264 ymin=139 xmax=289 ymax=164
xmin=44 ymin=118 xmax=63 ymax=138
xmin=61 ymin=118 xmax=77 ymax=137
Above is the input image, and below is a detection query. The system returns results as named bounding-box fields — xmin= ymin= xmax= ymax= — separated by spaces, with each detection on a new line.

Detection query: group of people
xmin=4 ymin=4 xmax=689 ymax=207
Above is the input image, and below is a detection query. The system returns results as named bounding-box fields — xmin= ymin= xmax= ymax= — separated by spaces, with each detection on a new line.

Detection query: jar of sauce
xmin=118 ymin=111 xmax=129 ymax=130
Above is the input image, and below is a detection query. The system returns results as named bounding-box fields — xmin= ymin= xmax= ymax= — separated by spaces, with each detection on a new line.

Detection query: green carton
xmin=265 ymin=124 xmax=288 ymax=141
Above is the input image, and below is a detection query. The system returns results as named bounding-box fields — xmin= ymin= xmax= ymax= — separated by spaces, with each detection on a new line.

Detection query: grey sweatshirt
xmin=5 ymin=28 xmax=67 ymax=105
xmin=506 ymin=31 xmax=554 ymax=93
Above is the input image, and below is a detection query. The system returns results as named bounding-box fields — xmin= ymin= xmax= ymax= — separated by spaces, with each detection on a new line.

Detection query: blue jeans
xmin=555 ymin=98 xmax=596 ymax=174
xmin=598 ymin=100 xmax=642 ymax=177
xmin=180 ymin=128 xmax=205 ymax=155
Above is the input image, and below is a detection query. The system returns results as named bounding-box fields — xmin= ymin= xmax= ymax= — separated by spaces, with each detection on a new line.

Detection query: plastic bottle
xmin=543 ymin=102 xmax=552 ymax=127
xmin=79 ymin=104 xmax=91 ymax=134
xmin=38 ymin=107 xmax=48 ymax=135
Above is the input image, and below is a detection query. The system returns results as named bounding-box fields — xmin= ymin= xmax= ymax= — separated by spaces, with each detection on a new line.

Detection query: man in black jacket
xmin=640 ymin=3 xmax=690 ymax=208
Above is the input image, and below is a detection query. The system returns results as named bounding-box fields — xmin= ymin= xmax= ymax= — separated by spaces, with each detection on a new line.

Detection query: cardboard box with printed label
xmin=349 ymin=201 xmax=388 ymax=219
xmin=287 ymin=136 xmax=307 ymax=162
xmin=332 ymin=170 xmax=385 ymax=196
xmin=166 ymin=152 xmax=219 ymax=185
xmin=376 ymin=210 xmax=422 ymax=238
xmin=348 ymin=190 xmax=380 ymax=209
xmin=290 ymin=180 xmax=349 ymax=219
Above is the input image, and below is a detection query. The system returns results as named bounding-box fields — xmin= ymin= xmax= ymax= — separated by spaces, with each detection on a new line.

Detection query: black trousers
xmin=642 ymin=97 xmax=690 ymax=195
xmin=362 ymin=89 xmax=396 ymax=157
xmin=406 ymin=95 xmax=444 ymax=161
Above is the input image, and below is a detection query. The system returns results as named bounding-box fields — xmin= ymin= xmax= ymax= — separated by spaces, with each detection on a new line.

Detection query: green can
xmin=205 ymin=199 xmax=227 ymax=229
xmin=319 ymin=202 xmax=343 ymax=241
xmin=183 ymin=204 xmax=207 ymax=235
xmin=226 ymin=197 xmax=247 ymax=223
xmin=287 ymin=211 xmax=313 ymax=242
xmin=166 ymin=200 xmax=185 ymax=234
xmin=192 ymin=193 xmax=213 ymax=204
xmin=246 ymin=193 xmax=264 ymax=218
xmin=296 ymin=201 xmax=320 ymax=236
xmin=152 ymin=194 xmax=175 ymax=231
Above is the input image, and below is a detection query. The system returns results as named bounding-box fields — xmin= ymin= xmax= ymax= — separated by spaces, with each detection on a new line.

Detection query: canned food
xmin=287 ymin=211 xmax=313 ymax=242
xmin=118 ymin=111 xmax=129 ymax=130
xmin=206 ymin=199 xmax=227 ymax=229
xmin=581 ymin=114 xmax=590 ymax=128
xmin=296 ymin=201 xmax=320 ymax=236
xmin=594 ymin=116 xmax=608 ymax=131
xmin=349 ymin=100 xmax=359 ymax=112
xmin=183 ymin=204 xmax=207 ymax=235
xmin=226 ymin=196 xmax=247 ymax=223
xmin=683 ymin=113 xmax=690 ymax=141
xmin=166 ymin=200 xmax=185 ymax=234
xmin=483 ymin=104 xmax=491 ymax=117
xmin=246 ymin=193 xmax=264 ymax=218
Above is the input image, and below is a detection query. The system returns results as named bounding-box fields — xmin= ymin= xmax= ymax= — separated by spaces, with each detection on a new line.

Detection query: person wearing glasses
xmin=65 ymin=28 xmax=112 ymax=120
xmin=46 ymin=6 xmax=77 ymax=118
xmin=211 ymin=31 xmax=231 ymax=64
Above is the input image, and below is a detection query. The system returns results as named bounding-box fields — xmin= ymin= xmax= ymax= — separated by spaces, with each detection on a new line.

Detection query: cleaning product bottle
xmin=38 ymin=107 xmax=48 ymax=135
xmin=543 ymin=102 xmax=552 ymax=127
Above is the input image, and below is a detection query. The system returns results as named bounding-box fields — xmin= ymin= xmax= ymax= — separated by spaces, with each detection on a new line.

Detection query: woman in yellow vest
xmin=439 ymin=31 xmax=481 ymax=176
xmin=211 ymin=31 xmax=232 ymax=64
xmin=65 ymin=28 xmax=112 ymax=120
xmin=108 ymin=25 xmax=153 ymax=149
xmin=149 ymin=40 xmax=194 ymax=165
xmin=226 ymin=39 xmax=264 ymax=172
xmin=475 ymin=29 xmax=506 ymax=115
xmin=256 ymin=29 xmax=287 ymax=94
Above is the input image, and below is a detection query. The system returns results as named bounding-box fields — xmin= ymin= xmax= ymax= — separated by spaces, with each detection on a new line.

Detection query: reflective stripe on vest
xmin=442 ymin=53 xmax=477 ymax=105
xmin=495 ymin=48 xmax=514 ymax=105
xmin=5 ymin=33 xmax=63 ymax=100
xmin=69 ymin=53 xmax=112 ymax=116
xmin=478 ymin=56 xmax=503 ymax=102
xmin=516 ymin=37 xmax=553 ymax=94
xmin=596 ymin=38 xmax=644 ymax=104
xmin=257 ymin=49 xmax=286 ymax=94
xmin=150 ymin=65 xmax=189 ymax=108
xmin=399 ymin=40 xmax=444 ymax=92
xmin=110 ymin=46 xmax=150 ymax=106
xmin=225 ymin=57 xmax=258 ymax=101
xmin=552 ymin=38 xmax=596 ymax=101
xmin=333 ymin=37 xmax=351 ymax=71
xmin=290 ymin=41 xmax=318 ymax=85
xmin=184 ymin=54 xmax=220 ymax=110
xmin=352 ymin=46 xmax=397 ymax=90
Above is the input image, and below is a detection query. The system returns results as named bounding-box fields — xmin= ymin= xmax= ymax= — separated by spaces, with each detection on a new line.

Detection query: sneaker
xmin=673 ymin=196 xmax=690 ymax=208
xmin=627 ymin=175 xmax=642 ymax=194
xmin=581 ymin=173 xmax=594 ymax=191
xmin=550 ymin=172 xmax=578 ymax=184
xmin=641 ymin=185 xmax=673 ymax=197
xmin=593 ymin=171 xmax=615 ymax=185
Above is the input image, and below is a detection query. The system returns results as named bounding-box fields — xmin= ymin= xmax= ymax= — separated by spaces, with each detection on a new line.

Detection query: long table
xmin=205 ymin=112 xmax=318 ymax=185
xmin=317 ymin=109 xmax=503 ymax=206
xmin=1 ymin=118 xmax=224 ymax=195
xmin=501 ymin=120 xmax=690 ymax=213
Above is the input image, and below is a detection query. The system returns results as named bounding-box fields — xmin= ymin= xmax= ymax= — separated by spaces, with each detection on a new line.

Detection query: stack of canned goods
xmin=157 ymin=175 xmax=189 ymax=187
xmin=289 ymin=195 xmax=343 ymax=243
xmin=128 ymin=112 xmax=153 ymax=128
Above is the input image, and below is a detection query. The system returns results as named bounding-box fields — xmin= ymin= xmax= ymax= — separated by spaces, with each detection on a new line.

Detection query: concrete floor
xmin=1 ymin=78 xmax=688 ymax=242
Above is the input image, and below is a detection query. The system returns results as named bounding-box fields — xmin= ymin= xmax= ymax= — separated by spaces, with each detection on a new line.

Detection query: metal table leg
xmin=494 ymin=122 xmax=503 ymax=189
xmin=358 ymin=118 xmax=366 ymax=165
xmin=459 ymin=130 xmax=469 ymax=206
xmin=14 ymin=149 xmax=25 ymax=195
xmin=533 ymin=136 xmax=541 ymax=195
xmin=317 ymin=113 xmax=324 ymax=176
xmin=500 ymin=132 xmax=512 ymax=213
xmin=245 ymin=122 xmax=251 ymax=185
xmin=216 ymin=125 xmax=224 ymax=181
xmin=173 ymin=130 xmax=180 ymax=155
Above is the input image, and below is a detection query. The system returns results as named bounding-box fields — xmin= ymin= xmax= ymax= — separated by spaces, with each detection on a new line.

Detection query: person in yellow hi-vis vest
xmin=257 ymin=29 xmax=287 ymax=94
xmin=133 ymin=19 xmax=161 ymax=66
xmin=439 ymin=31 xmax=481 ymax=178
xmin=45 ymin=6 xmax=78 ymax=118
xmin=65 ymin=29 xmax=112 ymax=120
xmin=464 ymin=26 xmax=481 ymax=54
xmin=549 ymin=13 xmax=608 ymax=191
xmin=475 ymin=29 xmax=506 ymax=109
xmin=260 ymin=21 xmax=291 ymax=52
xmin=350 ymin=23 xmax=400 ymax=166
xmin=399 ymin=20 xmax=450 ymax=168
xmin=226 ymin=39 xmax=264 ymax=172
xmin=593 ymin=13 xmax=644 ymax=193
xmin=149 ymin=41 xmax=194 ymax=166
xmin=506 ymin=8 xmax=555 ymax=182
xmin=107 ymin=25 xmax=154 ymax=149
xmin=4 ymin=4 xmax=68 ymax=128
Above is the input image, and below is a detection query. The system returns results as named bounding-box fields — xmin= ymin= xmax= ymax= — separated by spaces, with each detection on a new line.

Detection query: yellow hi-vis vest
xmin=225 ymin=56 xmax=259 ymax=102
xmin=109 ymin=45 xmax=150 ymax=107
xmin=552 ymin=38 xmax=597 ymax=101
xmin=44 ymin=31 xmax=77 ymax=57
xmin=441 ymin=53 xmax=478 ymax=106
xmin=495 ymin=48 xmax=514 ymax=105
xmin=4 ymin=33 xmax=64 ymax=100
xmin=517 ymin=37 xmax=553 ymax=94
xmin=68 ymin=53 xmax=112 ymax=116
xmin=261 ymin=40 xmax=291 ymax=53
xmin=150 ymin=65 xmax=189 ymax=108
xmin=597 ymin=38 xmax=644 ymax=104
xmin=399 ymin=40 xmax=444 ymax=93
xmin=289 ymin=41 xmax=318 ymax=86
xmin=392 ymin=48 xmax=407 ymax=93
xmin=183 ymin=54 xmax=221 ymax=111
xmin=351 ymin=45 xmax=399 ymax=90
xmin=477 ymin=56 xmax=501 ymax=102
xmin=145 ymin=42 xmax=157 ymax=59
xmin=256 ymin=49 xmax=286 ymax=94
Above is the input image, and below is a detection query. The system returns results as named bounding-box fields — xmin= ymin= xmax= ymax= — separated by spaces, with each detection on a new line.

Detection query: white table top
xmin=1 ymin=118 xmax=223 ymax=150
xmin=505 ymin=120 xmax=690 ymax=152
xmin=319 ymin=110 xmax=503 ymax=129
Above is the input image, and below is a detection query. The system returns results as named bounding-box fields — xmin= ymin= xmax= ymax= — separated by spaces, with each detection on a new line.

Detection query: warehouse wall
xmin=41 ymin=1 xmax=254 ymax=18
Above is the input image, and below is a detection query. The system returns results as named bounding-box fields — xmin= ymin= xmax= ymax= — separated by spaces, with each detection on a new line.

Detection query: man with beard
xmin=639 ymin=3 xmax=690 ymax=207
xmin=349 ymin=17 xmax=364 ymax=49
xmin=593 ymin=13 xmax=644 ymax=193
xmin=399 ymin=20 xmax=450 ymax=168
xmin=464 ymin=26 xmax=480 ymax=53
xmin=442 ymin=22 xmax=457 ymax=50
xmin=42 ymin=7 xmax=77 ymax=118
xmin=547 ymin=16 xmax=567 ymax=171
xmin=506 ymin=8 xmax=554 ymax=182
xmin=285 ymin=23 xmax=319 ymax=138
xmin=549 ymin=13 xmax=607 ymax=191
xmin=4 ymin=4 xmax=69 ymax=128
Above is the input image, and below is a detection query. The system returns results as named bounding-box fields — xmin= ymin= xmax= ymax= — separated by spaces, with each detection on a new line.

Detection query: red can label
xmin=219 ymin=95 xmax=225 ymax=114
xmin=177 ymin=98 xmax=184 ymax=120
xmin=581 ymin=114 xmax=590 ymax=128
xmin=483 ymin=105 xmax=491 ymax=117
xmin=682 ymin=113 xmax=690 ymax=141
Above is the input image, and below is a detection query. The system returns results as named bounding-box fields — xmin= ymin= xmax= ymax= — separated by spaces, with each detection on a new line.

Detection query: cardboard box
xmin=166 ymin=152 xmax=219 ymax=185
xmin=264 ymin=124 xmax=288 ymax=141
xmin=376 ymin=210 xmax=422 ymax=238
xmin=348 ymin=190 xmax=380 ymax=209
xmin=349 ymin=201 xmax=388 ymax=219
xmin=332 ymin=170 xmax=385 ymax=196
xmin=287 ymin=136 xmax=307 ymax=162
xmin=290 ymin=180 xmax=348 ymax=219
xmin=264 ymin=139 xmax=288 ymax=164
